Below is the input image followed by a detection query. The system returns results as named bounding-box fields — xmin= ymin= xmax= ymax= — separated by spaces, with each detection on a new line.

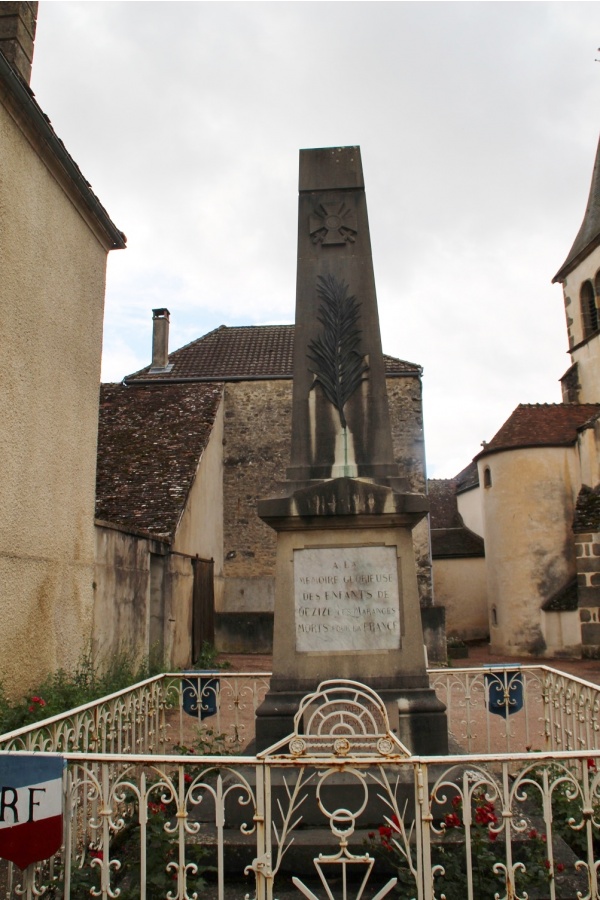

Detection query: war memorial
xmin=256 ymin=146 xmax=448 ymax=755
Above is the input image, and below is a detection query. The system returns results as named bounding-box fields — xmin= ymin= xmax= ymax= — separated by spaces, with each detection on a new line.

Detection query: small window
xmin=580 ymin=280 xmax=598 ymax=338
xmin=491 ymin=606 xmax=498 ymax=627
xmin=484 ymin=467 xmax=492 ymax=488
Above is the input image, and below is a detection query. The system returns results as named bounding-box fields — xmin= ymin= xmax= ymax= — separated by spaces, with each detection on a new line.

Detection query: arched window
xmin=580 ymin=280 xmax=598 ymax=338
xmin=484 ymin=467 xmax=492 ymax=488
xmin=491 ymin=606 xmax=498 ymax=627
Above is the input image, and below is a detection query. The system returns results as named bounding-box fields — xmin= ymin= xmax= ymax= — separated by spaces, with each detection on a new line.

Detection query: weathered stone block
xmin=581 ymin=623 xmax=600 ymax=644
xmin=577 ymin=587 xmax=600 ymax=605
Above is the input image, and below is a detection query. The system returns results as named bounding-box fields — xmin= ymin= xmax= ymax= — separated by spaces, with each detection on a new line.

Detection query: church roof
xmin=96 ymin=383 xmax=222 ymax=539
xmin=430 ymin=527 xmax=485 ymax=559
xmin=125 ymin=324 xmax=421 ymax=383
xmin=427 ymin=478 xmax=485 ymax=558
xmin=454 ymin=460 xmax=480 ymax=493
xmin=476 ymin=403 xmax=600 ymax=459
xmin=554 ymin=133 xmax=600 ymax=283
xmin=541 ymin=578 xmax=578 ymax=612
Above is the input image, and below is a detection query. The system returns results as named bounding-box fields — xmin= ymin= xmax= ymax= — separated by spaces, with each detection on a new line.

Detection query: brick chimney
xmin=151 ymin=308 xmax=172 ymax=371
xmin=0 ymin=2 xmax=38 ymax=84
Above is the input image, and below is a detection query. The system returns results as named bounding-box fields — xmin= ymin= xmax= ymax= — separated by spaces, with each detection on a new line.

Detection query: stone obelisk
xmin=255 ymin=147 xmax=447 ymax=754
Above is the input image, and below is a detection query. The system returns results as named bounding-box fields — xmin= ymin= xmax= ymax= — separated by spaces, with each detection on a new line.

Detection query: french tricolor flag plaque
xmin=0 ymin=755 xmax=64 ymax=869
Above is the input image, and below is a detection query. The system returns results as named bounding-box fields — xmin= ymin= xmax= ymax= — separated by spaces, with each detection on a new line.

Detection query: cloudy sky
xmin=30 ymin=1 xmax=600 ymax=477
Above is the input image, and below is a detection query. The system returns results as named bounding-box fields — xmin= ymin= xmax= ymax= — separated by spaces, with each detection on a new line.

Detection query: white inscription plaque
xmin=294 ymin=546 xmax=401 ymax=652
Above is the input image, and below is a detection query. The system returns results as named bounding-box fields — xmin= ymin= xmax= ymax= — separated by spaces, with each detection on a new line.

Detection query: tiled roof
xmin=96 ymin=383 xmax=222 ymax=538
xmin=541 ymin=578 xmax=578 ymax=612
xmin=430 ymin=527 xmax=485 ymax=559
xmin=428 ymin=479 xmax=461 ymax=529
xmin=125 ymin=325 xmax=421 ymax=383
xmin=574 ymin=484 xmax=600 ymax=533
xmin=454 ymin=460 xmax=480 ymax=493
xmin=428 ymin=477 xmax=484 ymax=558
xmin=477 ymin=404 xmax=600 ymax=459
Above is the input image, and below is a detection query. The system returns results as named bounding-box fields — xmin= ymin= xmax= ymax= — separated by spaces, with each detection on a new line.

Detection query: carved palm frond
xmin=307 ymin=274 xmax=369 ymax=428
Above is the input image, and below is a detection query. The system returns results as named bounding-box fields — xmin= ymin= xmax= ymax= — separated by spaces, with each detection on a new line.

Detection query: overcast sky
xmin=30 ymin=1 xmax=600 ymax=477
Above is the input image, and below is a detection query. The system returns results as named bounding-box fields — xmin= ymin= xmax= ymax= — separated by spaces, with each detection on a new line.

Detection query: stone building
xmin=95 ymin=318 xmax=436 ymax=662
xmin=0 ymin=3 xmax=125 ymax=693
xmin=432 ymin=131 xmax=600 ymax=658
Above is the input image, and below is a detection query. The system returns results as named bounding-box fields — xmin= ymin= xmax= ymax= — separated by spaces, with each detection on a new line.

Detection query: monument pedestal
xmin=255 ymin=477 xmax=448 ymax=754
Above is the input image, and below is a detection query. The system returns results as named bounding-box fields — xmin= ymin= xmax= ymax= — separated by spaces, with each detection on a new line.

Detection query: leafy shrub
xmin=0 ymin=647 xmax=166 ymax=733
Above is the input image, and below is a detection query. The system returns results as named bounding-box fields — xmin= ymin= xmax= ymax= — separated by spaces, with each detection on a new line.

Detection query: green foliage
xmin=176 ymin=724 xmax=241 ymax=757
xmin=527 ymin=758 xmax=600 ymax=859
xmin=194 ymin=641 xmax=231 ymax=670
xmin=367 ymin=790 xmax=551 ymax=900
xmin=108 ymin=786 xmax=214 ymax=900
xmin=0 ymin=647 xmax=167 ymax=734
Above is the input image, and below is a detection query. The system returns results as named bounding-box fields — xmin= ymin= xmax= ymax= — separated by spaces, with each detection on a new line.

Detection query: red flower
xmin=379 ymin=824 xmax=392 ymax=839
xmin=444 ymin=813 xmax=461 ymax=829
xmin=475 ymin=803 xmax=497 ymax=826
xmin=368 ymin=831 xmax=375 ymax=839
xmin=184 ymin=773 xmax=193 ymax=783
xmin=544 ymin=859 xmax=551 ymax=870
xmin=488 ymin=829 xmax=498 ymax=842
xmin=451 ymin=795 xmax=462 ymax=809
xmin=28 ymin=705 xmax=34 ymax=712
xmin=90 ymin=850 xmax=104 ymax=861
xmin=588 ymin=758 xmax=597 ymax=771
xmin=148 ymin=801 xmax=166 ymax=815
xmin=528 ymin=829 xmax=538 ymax=839
xmin=556 ymin=862 xmax=565 ymax=873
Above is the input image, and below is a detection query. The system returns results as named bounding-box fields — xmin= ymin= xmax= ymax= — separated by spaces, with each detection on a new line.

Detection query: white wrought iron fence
xmin=1 ymin=666 xmax=600 ymax=900
xmin=0 ymin=672 xmax=272 ymax=756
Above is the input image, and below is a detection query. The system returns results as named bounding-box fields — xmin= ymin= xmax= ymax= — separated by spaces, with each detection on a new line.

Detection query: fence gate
xmin=249 ymin=679 xmax=414 ymax=900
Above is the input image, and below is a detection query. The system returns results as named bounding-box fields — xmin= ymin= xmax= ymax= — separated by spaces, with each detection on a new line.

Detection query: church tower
xmin=553 ymin=134 xmax=600 ymax=403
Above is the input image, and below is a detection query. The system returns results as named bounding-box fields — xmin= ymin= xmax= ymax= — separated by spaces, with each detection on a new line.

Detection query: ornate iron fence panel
xmin=1 ymin=670 xmax=600 ymax=898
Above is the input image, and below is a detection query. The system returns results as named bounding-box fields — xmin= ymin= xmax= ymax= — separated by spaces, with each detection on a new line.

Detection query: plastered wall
xmin=480 ymin=446 xmax=581 ymax=657
xmin=173 ymin=397 xmax=224 ymax=610
xmin=432 ymin=557 xmax=488 ymax=641
xmin=0 ymin=100 xmax=109 ymax=695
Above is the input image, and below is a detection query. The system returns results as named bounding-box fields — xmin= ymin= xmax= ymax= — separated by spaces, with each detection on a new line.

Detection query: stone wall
xmin=219 ymin=374 xmax=433 ymax=649
xmin=222 ymin=380 xmax=292 ymax=616
xmin=575 ymin=530 xmax=600 ymax=656
xmin=386 ymin=375 xmax=432 ymax=606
